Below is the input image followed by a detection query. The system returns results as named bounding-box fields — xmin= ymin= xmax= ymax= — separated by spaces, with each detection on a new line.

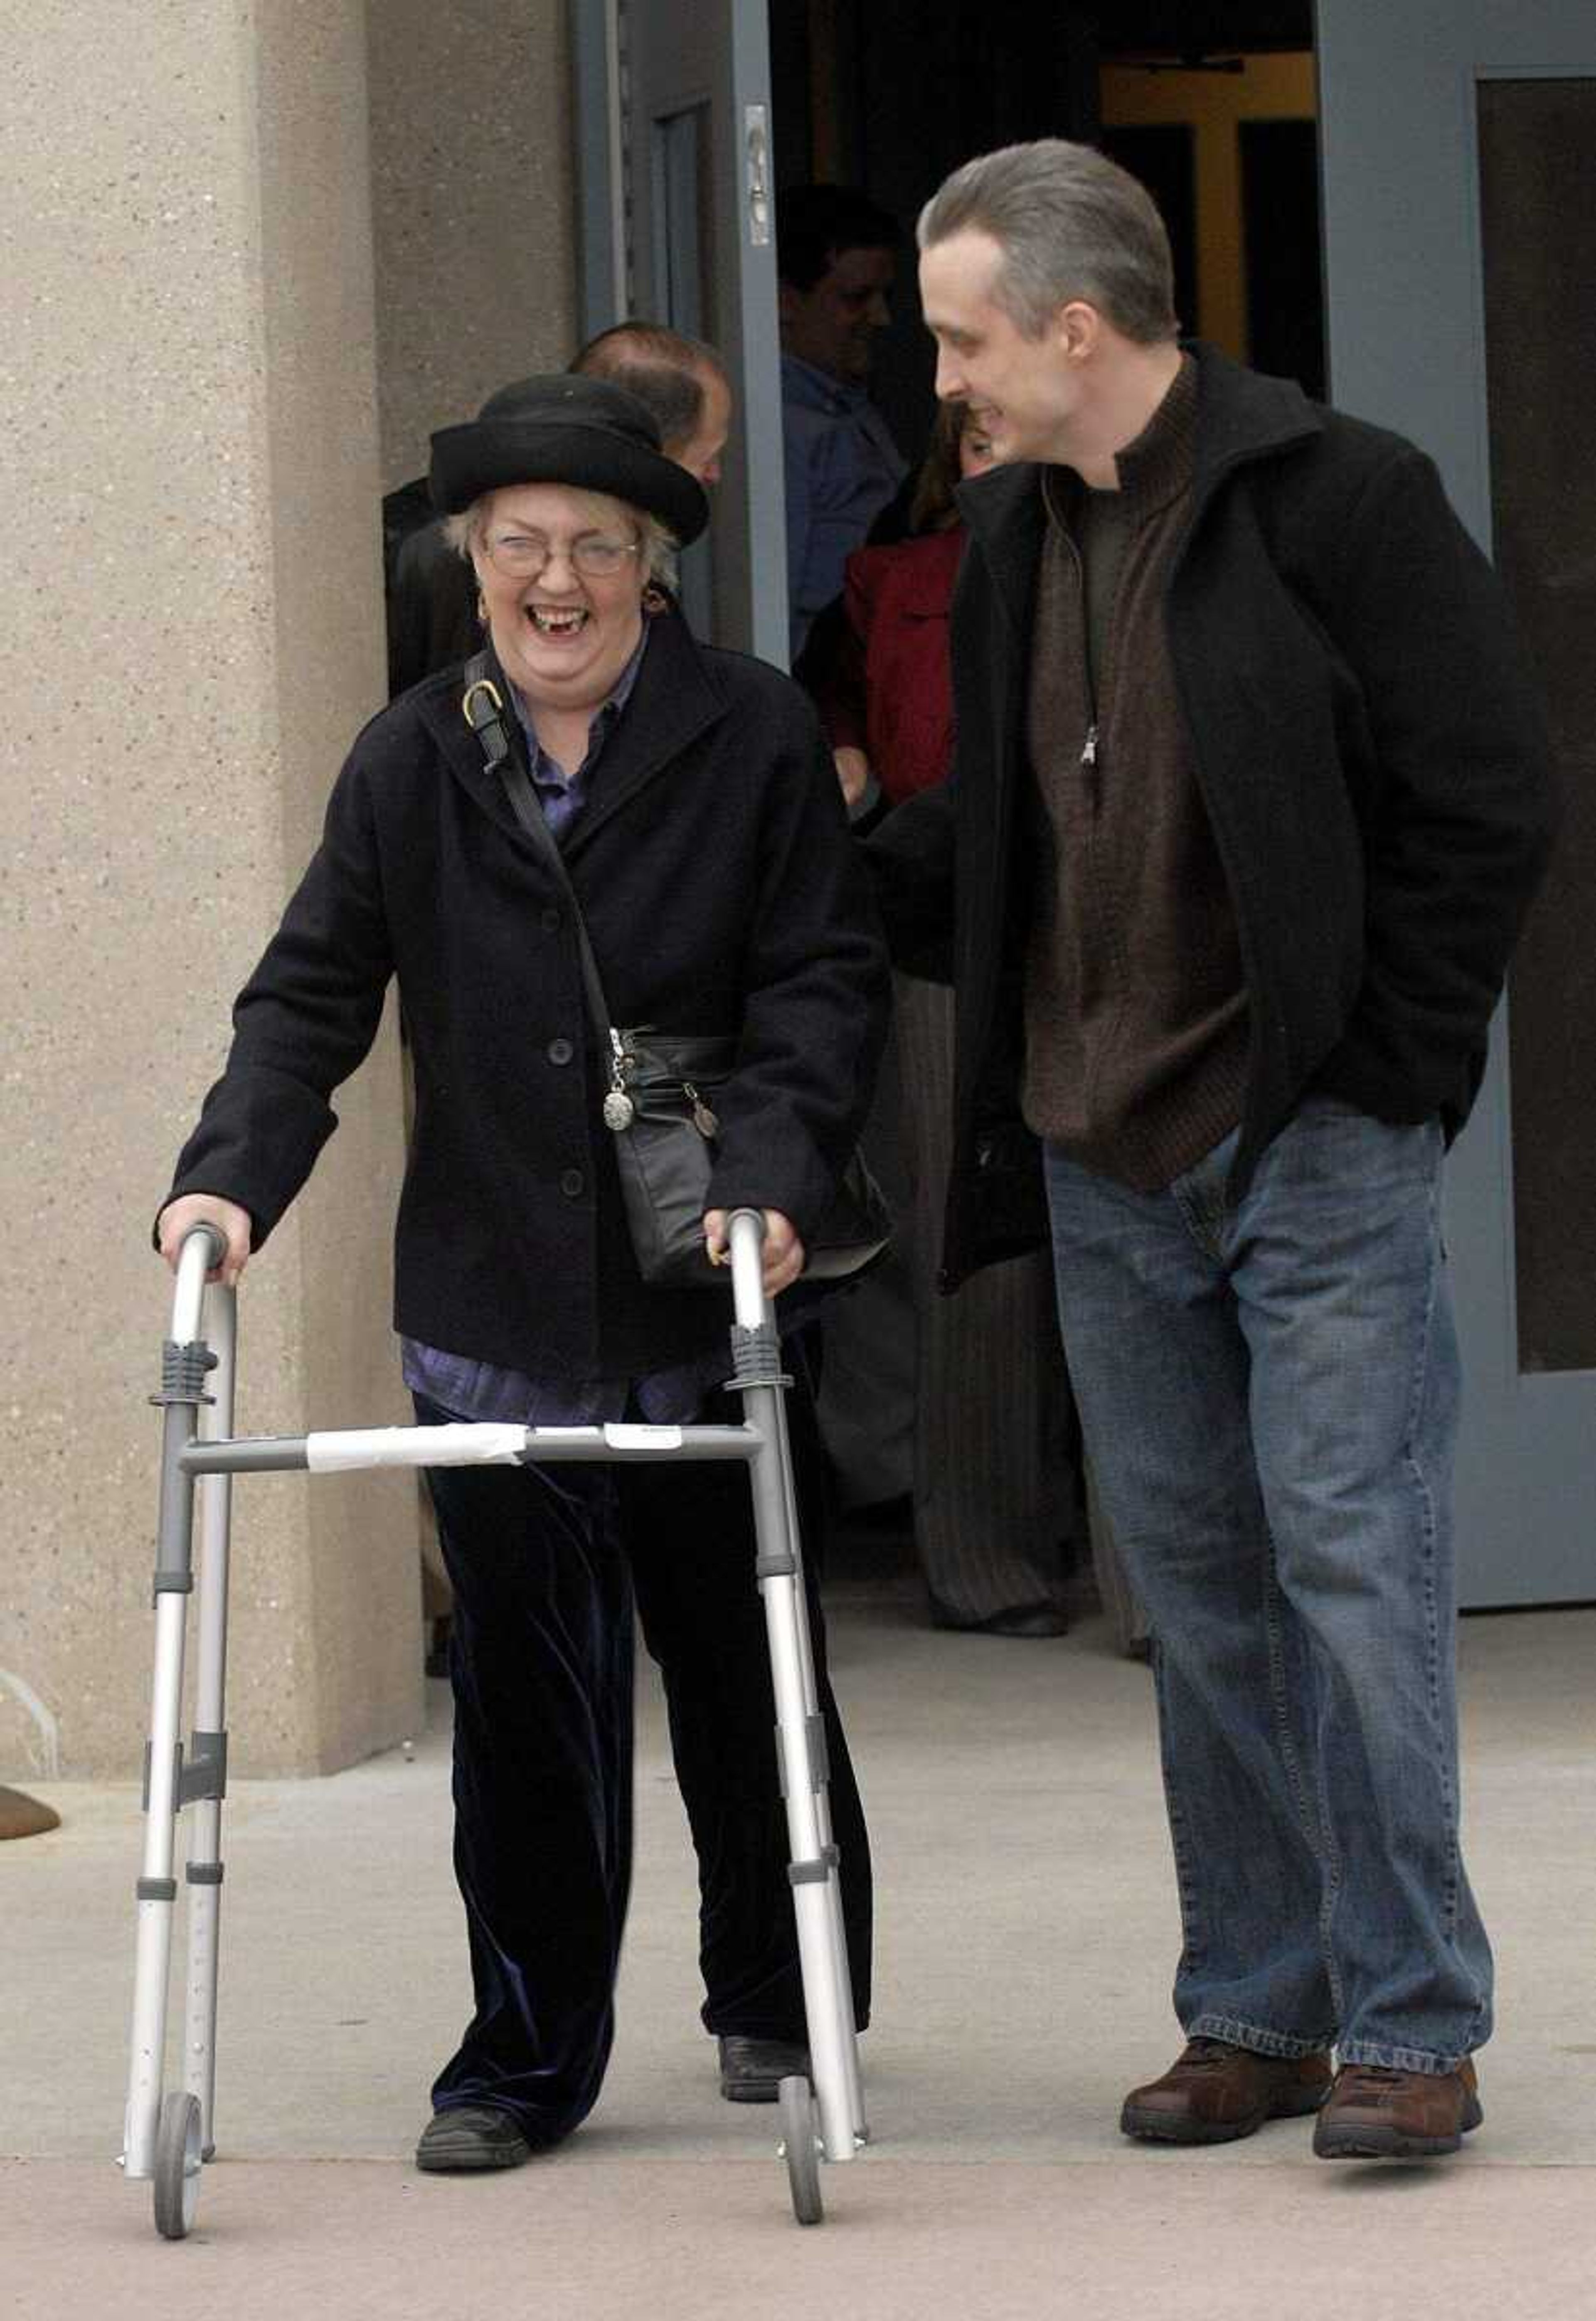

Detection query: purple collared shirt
xmin=511 ymin=618 xmax=648 ymax=838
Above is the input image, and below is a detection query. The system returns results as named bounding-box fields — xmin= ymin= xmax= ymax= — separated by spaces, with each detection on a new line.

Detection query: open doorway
xmin=766 ymin=2 xmax=1322 ymax=475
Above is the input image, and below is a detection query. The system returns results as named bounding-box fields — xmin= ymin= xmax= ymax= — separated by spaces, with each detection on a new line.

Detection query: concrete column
xmin=365 ymin=0 xmax=579 ymax=489
xmin=0 ymin=2 xmax=420 ymax=1777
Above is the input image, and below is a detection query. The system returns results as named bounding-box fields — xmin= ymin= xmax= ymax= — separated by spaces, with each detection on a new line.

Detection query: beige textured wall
xmin=0 ymin=2 xmax=420 ymax=1779
xmin=365 ymin=0 xmax=579 ymax=490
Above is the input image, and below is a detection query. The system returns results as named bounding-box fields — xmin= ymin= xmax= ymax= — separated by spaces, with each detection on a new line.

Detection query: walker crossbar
xmin=179 ymin=1421 xmax=761 ymax=1476
xmin=125 ymin=1207 xmax=865 ymax=2236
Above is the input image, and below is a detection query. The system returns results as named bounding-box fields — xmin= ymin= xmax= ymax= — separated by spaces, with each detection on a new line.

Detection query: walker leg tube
xmin=725 ymin=1211 xmax=867 ymax=2160
xmin=184 ymin=1287 xmax=235 ymax=2159
xmin=820 ymin=1859 xmax=866 ymax=2139
xmin=759 ymin=1380 xmax=869 ymax=2142
xmin=182 ymin=1832 xmax=222 ymax=2161
xmin=740 ymin=1405 xmax=865 ymax=2162
xmin=759 ymin=1555 xmax=859 ymax=2164
xmin=126 ymin=1232 xmax=217 ymax=2183
xmin=124 ymin=1420 xmax=197 ymax=2180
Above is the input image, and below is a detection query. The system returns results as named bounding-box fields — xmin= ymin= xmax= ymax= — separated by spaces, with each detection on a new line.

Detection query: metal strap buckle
xmin=461 ymin=676 xmax=505 ymax=730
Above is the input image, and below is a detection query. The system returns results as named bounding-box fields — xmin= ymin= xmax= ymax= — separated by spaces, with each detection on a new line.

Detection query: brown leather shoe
xmin=1120 ymin=2038 xmax=1334 ymax=2144
xmin=1313 ymin=2058 xmax=1483 ymax=2159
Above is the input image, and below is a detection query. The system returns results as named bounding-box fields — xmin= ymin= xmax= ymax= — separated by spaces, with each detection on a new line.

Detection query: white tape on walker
xmin=304 ymin=1424 xmax=528 ymax=1473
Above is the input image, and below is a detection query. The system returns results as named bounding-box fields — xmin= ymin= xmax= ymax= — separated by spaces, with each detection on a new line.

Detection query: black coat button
xmin=547 ymin=1037 xmax=574 ymax=1066
xmin=560 ymin=1168 xmax=585 ymax=1199
xmin=541 ymin=906 xmax=562 ymax=933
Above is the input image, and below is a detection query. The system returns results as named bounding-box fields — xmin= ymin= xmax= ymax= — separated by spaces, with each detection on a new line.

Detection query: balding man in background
xmin=577 ymin=320 xmax=732 ymax=489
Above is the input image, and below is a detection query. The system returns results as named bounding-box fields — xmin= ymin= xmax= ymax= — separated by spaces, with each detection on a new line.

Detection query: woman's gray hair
xmin=444 ymin=489 xmax=677 ymax=588
xmin=918 ymin=139 xmax=1179 ymax=345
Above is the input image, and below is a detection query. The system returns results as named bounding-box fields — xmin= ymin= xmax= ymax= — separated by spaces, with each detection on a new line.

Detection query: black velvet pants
xmin=416 ymin=1365 xmax=872 ymax=2148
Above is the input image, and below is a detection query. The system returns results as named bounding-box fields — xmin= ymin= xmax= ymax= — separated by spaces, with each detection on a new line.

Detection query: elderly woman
xmin=158 ymin=376 xmax=885 ymax=2172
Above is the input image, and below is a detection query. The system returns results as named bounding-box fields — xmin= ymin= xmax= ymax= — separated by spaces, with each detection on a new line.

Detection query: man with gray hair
xmin=867 ymin=137 xmax=1557 ymax=2161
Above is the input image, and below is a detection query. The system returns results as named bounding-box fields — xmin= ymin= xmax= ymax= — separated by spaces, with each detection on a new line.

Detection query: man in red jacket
xmin=869 ymin=137 xmax=1558 ymax=2161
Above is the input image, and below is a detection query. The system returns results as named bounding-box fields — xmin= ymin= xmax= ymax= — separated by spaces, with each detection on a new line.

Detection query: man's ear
xmin=1057 ymin=300 xmax=1102 ymax=362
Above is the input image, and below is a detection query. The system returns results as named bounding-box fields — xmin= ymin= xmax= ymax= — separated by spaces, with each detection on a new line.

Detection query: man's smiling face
xmin=919 ymin=227 xmax=1083 ymax=465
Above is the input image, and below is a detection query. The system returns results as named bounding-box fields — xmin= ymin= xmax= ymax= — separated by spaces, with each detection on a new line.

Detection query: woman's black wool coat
xmin=167 ymin=610 xmax=889 ymax=1380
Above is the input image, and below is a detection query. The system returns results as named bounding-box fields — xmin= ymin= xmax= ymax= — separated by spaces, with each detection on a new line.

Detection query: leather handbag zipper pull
xmin=685 ymin=1083 xmax=719 ymax=1139
xmin=602 ymin=1029 xmax=636 ymax=1131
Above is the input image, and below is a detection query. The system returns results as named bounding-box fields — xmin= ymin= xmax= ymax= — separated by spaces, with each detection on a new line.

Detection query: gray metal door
xmin=571 ymin=0 xmax=788 ymax=663
xmin=1317 ymin=0 xmax=1596 ymax=1603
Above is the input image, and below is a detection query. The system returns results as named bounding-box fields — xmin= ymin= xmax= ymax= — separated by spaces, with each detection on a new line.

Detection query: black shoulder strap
xmin=460 ymin=652 xmax=620 ymax=1048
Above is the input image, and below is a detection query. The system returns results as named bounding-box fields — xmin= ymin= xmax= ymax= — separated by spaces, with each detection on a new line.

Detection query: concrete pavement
xmin=3 ymin=1585 xmax=1593 ymax=2317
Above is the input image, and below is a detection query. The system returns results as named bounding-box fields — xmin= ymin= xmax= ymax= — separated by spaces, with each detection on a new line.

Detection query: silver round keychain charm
xmin=603 ymin=1089 xmax=636 ymax=1132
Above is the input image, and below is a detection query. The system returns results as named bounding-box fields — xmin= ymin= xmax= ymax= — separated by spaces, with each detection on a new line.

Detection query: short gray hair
xmin=918 ymin=139 xmax=1179 ymax=345
xmin=444 ymin=487 xmax=675 ymax=588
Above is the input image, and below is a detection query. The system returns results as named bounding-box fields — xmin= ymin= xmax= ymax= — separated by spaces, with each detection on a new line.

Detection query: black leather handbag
xmin=462 ymin=659 xmax=891 ymax=1289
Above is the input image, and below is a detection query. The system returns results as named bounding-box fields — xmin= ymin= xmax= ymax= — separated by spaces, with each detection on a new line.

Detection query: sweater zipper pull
xmin=1081 ymin=723 xmax=1098 ymax=768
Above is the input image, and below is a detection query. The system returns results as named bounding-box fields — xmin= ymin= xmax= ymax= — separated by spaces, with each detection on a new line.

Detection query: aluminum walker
xmin=123 ymin=1207 xmax=866 ymax=2233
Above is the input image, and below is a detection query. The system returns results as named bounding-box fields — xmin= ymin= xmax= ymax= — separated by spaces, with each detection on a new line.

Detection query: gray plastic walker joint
xmin=787 ymin=1844 xmax=841 ymax=1887
xmin=755 ymin=1538 xmax=799 ymax=1580
xmin=149 ymin=1337 xmax=218 ymax=1409
xmin=178 ymin=1729 xmax=228 ymax=1805
xmin=186 ymin=1862 xmax=224 ymax=1886
xmin=137 ymin=1876 xmax=178 ymax=1903
xmin=724 ymin=1323 xmax=791 ymax=1393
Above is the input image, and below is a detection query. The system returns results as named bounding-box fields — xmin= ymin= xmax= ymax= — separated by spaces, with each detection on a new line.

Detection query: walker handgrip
xmin=181 ymin=1224 xmax=230 ymax=1270
xmin=727 ymin=1207 xmax=770 ymax=1330
xmin=168 ymin=1223 xmax=231 ymax=1344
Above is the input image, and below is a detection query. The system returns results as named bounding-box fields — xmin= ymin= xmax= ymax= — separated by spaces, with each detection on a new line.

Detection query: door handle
xmin=745 ymin=103 xmax=771 ymax=246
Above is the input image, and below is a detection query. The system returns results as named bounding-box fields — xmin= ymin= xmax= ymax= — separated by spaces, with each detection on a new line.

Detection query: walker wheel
xmin=778 ymin=2074 xmax=823 ymax=2225
xmin=153 ymin=2091 xmax=202 ymax=2240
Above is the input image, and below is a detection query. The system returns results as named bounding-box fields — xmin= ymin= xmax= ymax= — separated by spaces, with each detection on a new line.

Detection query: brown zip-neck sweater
xmin=1022 ymin=354 xmax=1249 ymax=1191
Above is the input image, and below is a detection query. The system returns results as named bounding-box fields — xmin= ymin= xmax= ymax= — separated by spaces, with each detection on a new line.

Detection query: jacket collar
xmin=418 ymin=603 xmax=727 ymax=859
xmin=1182 ymin=338 xmax=1321 ymax=479
xmin=953 ymin=339 xmax=1322 ymax=611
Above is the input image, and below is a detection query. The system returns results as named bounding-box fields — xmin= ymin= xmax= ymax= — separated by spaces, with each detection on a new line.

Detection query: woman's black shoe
xmin=415 ymin=2104 xmax=534 ymax=2171
xmin=717 ymin=2035 xmax=810 ymax=2102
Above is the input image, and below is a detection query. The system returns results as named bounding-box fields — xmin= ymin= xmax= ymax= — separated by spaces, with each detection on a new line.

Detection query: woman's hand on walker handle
xmin=158 ymin=1193 xmax=254 ymax=1288
xmin=702 ymin=1208 xmax=806 ymax=1297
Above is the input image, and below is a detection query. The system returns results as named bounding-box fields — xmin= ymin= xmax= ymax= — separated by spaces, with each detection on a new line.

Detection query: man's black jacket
xmin=166 ymin=610 xmax=888 ymax=1379
xmin=866 ymin=342 xmax=1559 ymax=1288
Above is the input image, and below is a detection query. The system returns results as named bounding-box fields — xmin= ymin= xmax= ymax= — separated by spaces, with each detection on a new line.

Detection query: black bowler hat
xmin=429 ymin=373 xmax=709 ymax=544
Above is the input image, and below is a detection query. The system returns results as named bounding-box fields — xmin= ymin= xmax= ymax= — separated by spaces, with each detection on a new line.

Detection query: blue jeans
xmin=1044 ymin=1100 xmax=1493 ymax=2072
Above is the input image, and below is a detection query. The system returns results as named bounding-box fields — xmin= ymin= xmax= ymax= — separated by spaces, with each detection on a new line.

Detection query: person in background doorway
xmin=384 ymin=324 xmax=732 ymax=698
xmin=872 ymin=136 xmax=1557 ymax=2161
xmin=779 ymin=188 xmax=916 ymax=1536
xmin=821 ymin=399 xmax=1081 ymax=1633
xmin=574 ymin=321 xmax=733 ymax=488
xmin=778 ymin=184 xmax=906 ymax=662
